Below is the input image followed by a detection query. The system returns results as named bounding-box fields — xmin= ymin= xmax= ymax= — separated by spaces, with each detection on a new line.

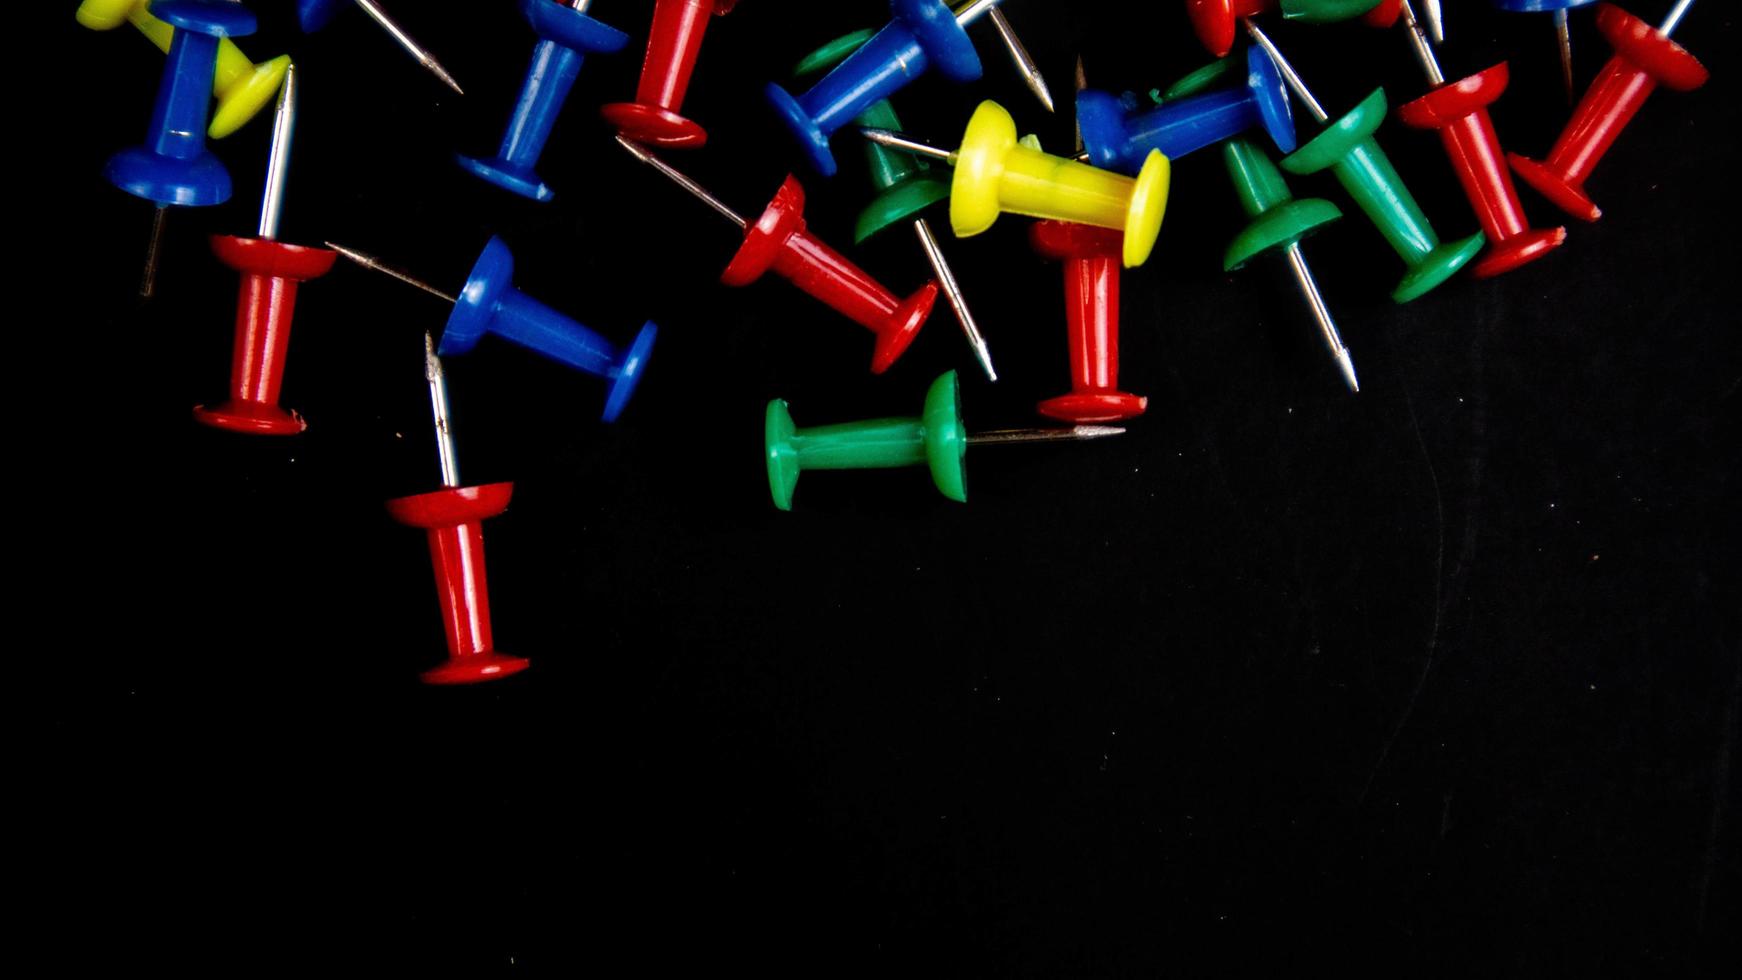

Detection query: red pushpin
xmin=1029 ymin=222 xmax=1146 ymax=422
xmin=1510 ymin=1 xmax=1707 ymax=223
xmin=385 ymin=333 xmax=529 ymax=686
xmin=615 ymin=137 xmax=938 ymax=374
xmin=1394 ymin=0 xmax=1566 ymax=277
xmin=195 ymin=65 xmax=336 ymax=435
xmin=601 ymin=0 xmax=737 ymax=148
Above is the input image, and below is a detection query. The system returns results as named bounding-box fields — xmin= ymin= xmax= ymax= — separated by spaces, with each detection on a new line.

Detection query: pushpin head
xmin=765 ymin=370 xmax=967 ymax=510
xmin=764 ymin=81 xmax=836 ymax=177
xmin=105 ymin=144 xmax=232 ymax=206
xmin=855 ymin=177 xmax=953 ymax=243
xmin=385 ymin=482 xmax=531 ymax=685
xmin=1221 ymin=139 xmax=1341 ymax=271
xmin=603 ymin=319 xmax=659 ymax=424
xmin=1154 ymin=45 xmax=1296 ymax=156
xmin=442 ymin=236 xmax=519 ymax=357
xmin=600 ymin=0 xmax=734 ymax=147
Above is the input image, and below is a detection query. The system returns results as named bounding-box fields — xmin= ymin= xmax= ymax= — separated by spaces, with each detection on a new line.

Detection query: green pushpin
xmin=1243 ymin=19 xmax=1484 ymax=303
xmin=792 ymin=31 xmax=996 ymax=382
xmin=1221 ymin=138 xmax=1359 ymax=393
xmin=764 ymin=371 xmax=1123 ymax=510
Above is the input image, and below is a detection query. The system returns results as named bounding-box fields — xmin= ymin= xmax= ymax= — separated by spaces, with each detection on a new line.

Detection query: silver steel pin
xmin=967 ymin=425 xmax=1126 ymax=446
xmin=326 ymin=242 xmax=458 ymax=304
xmin=1422 ymin=0 xmax=1444 ymax=45
xmin=424 ymin=331 xmax=461 ymax=488
xmin=139 ymin=205 xmax=169 ymax=300
xmin=257 ymin=61 xmax=298 ymax=241
xmin=914 ymin=218 xmax=997 ymax=381
xmin=1283 ymin=242 xmax=1359 ymax=393
xmin=615 ymin=135 xmax=748 ymax=228
xmin=1659 ymin=0 xmax=1695 ymax=35
xmin=952 ymin=0 xmax=1005 ymax=29
xmin=1243 ymin=19 xmax=1329 ymax=124
xmin=858 ymin=127 xmax=958 ymax=164
xmin=987 ymin=8 xmax=1055 ymax=113
xmin=1556 ymin=9 xmax=1575 ymax=105
xmin=1398 ymin=1 xmax=1445 ymax=87
xmin=351 ymin=0 xmax=464 ymax=96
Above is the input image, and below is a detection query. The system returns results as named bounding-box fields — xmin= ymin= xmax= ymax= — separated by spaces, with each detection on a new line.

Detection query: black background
xmin=45 ymin=0 xmax=1739 ymax=972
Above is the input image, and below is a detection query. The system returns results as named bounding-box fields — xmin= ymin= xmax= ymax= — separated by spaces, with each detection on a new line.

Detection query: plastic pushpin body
xmin=387 ymin=483 xmax=529 ymax=685
xmin=194 ymin=238 xmax=336 ymax=433
xmin=1184 ymin=1 xmax=1385 ymax=57
xmin=457 ymin=0 xmax=629 ymax=202
xmin=77 ymin=0 xmax=289 ymax=139
xmin=766 ymin=0 xmax=985 ymax=177
xmin=104 ymin=1 xmax=255 ymax=208
xmin=1281 ymin=88 xmax=1485 ymax=301
xmin=1398 ymin=64 xmax=1567 ymax=277
xmin=1509 ymin=3 xmax=1708 ymax=222
xmin=1030 ymin=223 xmax=1146 ymax=423
xmin=601 ymin=0 xmax=736 ymax=148
xmin=951 ymin=101 xmax=1170 ymax=269
xmin=723 ymin=177 xmax=939 ymax=374
xmin=1078 ymin=46 xmax=1296 ymax=173
xmin=1221 ymin=138 xmax=1341 ymax=270
xmin=444 ymin=237 xmax=655 ymax=422
xmin=766 ymin=371 xmax=967 ymax=509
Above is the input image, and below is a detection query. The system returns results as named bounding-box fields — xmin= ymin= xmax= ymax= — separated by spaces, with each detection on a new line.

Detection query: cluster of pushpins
xmin=88 ymin=0 xmax=1707 ymax=683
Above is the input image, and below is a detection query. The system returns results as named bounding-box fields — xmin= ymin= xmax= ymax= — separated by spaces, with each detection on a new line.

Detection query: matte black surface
xmin=48 ymin=2 xmax=1738 ymax=972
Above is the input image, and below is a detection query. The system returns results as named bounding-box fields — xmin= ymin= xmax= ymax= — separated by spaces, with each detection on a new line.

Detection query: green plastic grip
xmin=1280 ymin=0 xmax=1384 ymax=22
xmin=765 ymin=371 xmax=968 ymax=510
xmin=1222 ymin=138 xmax=1341 ymax=271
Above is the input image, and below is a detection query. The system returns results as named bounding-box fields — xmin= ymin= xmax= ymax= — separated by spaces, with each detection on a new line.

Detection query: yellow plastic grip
xmin=949 ymin=101 xmax=1170 ymax=268
xmin=76 ymin=0 xmax=290 ymax=139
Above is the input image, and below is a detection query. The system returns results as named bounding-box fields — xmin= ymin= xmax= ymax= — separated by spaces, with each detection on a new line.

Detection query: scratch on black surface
xmin=1697 ymin=644 xmax=1740 ymax=934
xmin=1359 ymin=329 xmax=1447 ymax=807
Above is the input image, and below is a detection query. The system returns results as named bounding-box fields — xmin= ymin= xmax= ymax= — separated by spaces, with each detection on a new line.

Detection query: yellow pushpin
xmin=862 ymin=101 xmax=1168 ymax=268
xmin=77 ymin=0 xmax=290 ymax=139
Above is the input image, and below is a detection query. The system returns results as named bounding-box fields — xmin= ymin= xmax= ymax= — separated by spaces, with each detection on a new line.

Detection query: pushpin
xmin=1245 ymin=21 xmax=1483 ymax=301
xmin=456 ymin=0 xmax=629 ymax=201
xmin=766 ymin=0 xmax=1042 ymax=177
xmin=600 ymin=0 xmax=736 ymax=148
xmin=1509 ymin=1 xmax=1707 ymax=222
xmin=1221 ymin=138 xmax=1359 ymax=392
xmin=77 ymin=0 xmax=289 ymax=139
xmin=1182 ymin=1 xmax=1389 ymax=58
xmin=1491 ymin=2 xmax=1599 ymax=103
xmin=860 ymin=100 xmax=1171 ymax=268
xmin=105 ymin=0 xmax=254 ymax=300
xmin=614 ymin=137 xmax=939 ymax=374
xmin=386 ymin=333 xmax=530 ymax=685
xmin=1030 ymin=222 xmax=1148 ymax=421
xmin=194 ymin=65 xmax=336 ymax=435
xmin=765 ymin=370 xmax=1125 ymax=509
xmin=325 ymin=238 xmax=656 ymax=422
xmin=1394 ymin=0 xmax=1566 ymax=277
xmin=792 ymin=31 xmax=997 ymax=381
xmin=297 ymin=0 xmax=464 ymax=95
xmin=1077 ymin=44 xmax=1296 ymax=174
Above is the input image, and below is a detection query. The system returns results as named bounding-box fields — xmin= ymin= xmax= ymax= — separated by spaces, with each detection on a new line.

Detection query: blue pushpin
xmin=765 ymin=0 xmax=1004 ymax=177
xmin=298 ymin=0 xmax=466 ymax=95
xmin=1077 ymin=44 xmax=1295 ymax=175
xmin=456 ymin=0 xmax=628 ymax=202
xmin=105 ymin=0 xmax=255 ymax=298
xmin=326 ymin=237 xmax=657 ymax=422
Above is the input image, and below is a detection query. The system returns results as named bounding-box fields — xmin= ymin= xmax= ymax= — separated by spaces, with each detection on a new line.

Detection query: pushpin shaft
xmin=258 ymin=61 xmax=298 ymax=241
xmin=987 ymin=8 xmax=1054 ymax=112
xmin=425 ymin=331 xmax=461 ymax=488
xmin=352 ymin=0 xmax=464 ymax=95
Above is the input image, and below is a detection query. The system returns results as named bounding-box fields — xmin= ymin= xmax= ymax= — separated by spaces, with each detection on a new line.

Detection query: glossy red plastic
xmin=1362 ymin=0 xmax=1401 ymax=27
xmin=1029 ymin=222 xmax=1147 ymax=423
xmin=600 ymin=0 xmax=736 ymax=148
xmin=1508 ymin=4 xmax=1708 ymax=222
xmin=1397 ymin=64 xmax=1566 ymax=278
xmin=385 ymin=482 xmax=529 ymax=686
xmin=1187 ymin=0 xmax=1268 ymax=58
xmin=721 ymin=175 xmax=938 ymax=374
xmin=193 ymin=236 xmax=336 ymax=434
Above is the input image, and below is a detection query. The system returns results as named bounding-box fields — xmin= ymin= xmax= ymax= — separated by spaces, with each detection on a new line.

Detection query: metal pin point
xmin=257 ymin=62 xmax=299 ymax=241
xmin=350 ymin=0 xmax=464 ymax=96
xmin=1243 ymin=19 xmax=1329 ymax=123
xmin=858 ymin=127 xmax=958 ymax=164
xmin=967 ymin=425 xmax=1126 ymax=446
xmin=139 ymin=205 xmax=168 ymax=300
xmin=424 ymin=331 xmax=461 ymax=488
xmin=1284 ymin=242 xmax=1359 ymax=393
xmin=1423 ymin=0 xmax=1444 ymax=44
xmin=1399 ymin=1 xmax=1446 ymax=86
xmin=325 ymin=242 xmax=458 ymax=304
xmin=914 ymin=218 xmax=997 ymax=381
xmin=614 ymin=135 xmax=748 ymax=227
xmin=987 ymin=8 xmax=1054 ymax=113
